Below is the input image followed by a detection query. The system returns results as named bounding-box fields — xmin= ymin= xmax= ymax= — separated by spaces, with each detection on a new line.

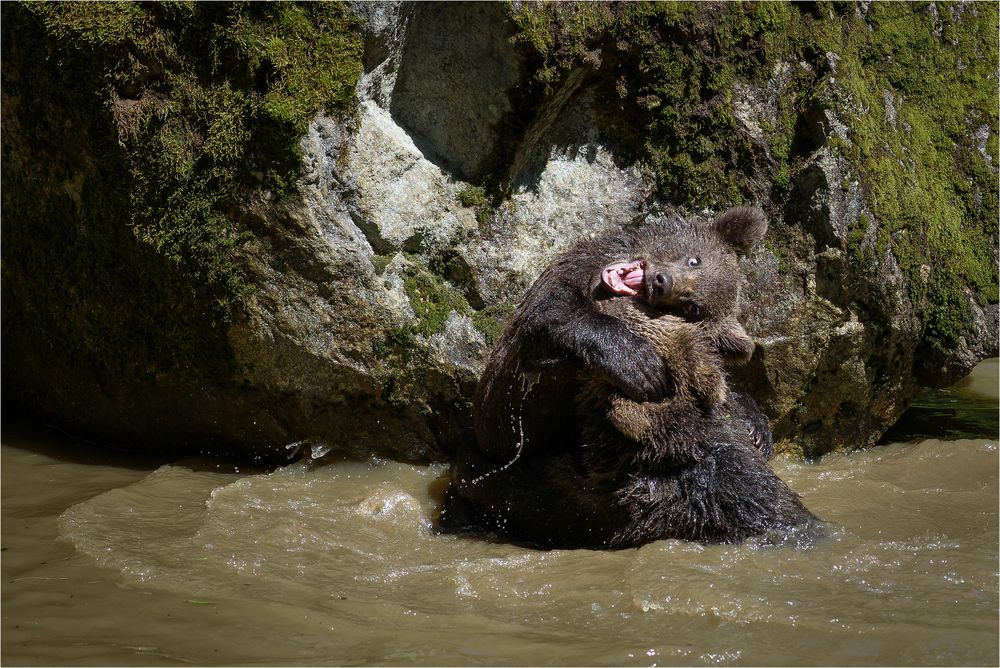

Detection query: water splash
xmin=310 ymin=442 xmax=332 ymax=460
xmin=467 ymin=370 xmax=539 ymax=486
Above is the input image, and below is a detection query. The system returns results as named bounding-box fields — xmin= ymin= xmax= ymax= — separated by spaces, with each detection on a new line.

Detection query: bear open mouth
xmin=601 ymin=260 xmax=646 ymax=296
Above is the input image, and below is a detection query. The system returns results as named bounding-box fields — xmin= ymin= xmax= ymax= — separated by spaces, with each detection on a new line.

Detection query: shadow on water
xmin=879 ymin=385 xmax=999 ymax=444
xmin=0 ymin=400 xmax=271 ymax=475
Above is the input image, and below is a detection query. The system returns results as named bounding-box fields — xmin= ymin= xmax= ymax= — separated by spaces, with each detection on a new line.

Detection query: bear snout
xmin=646 ymin=271 xmax=674 ymax=305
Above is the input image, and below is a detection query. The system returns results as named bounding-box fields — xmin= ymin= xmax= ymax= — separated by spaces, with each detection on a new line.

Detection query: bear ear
xmin=712 ymin=206 xmax=768 ymax=254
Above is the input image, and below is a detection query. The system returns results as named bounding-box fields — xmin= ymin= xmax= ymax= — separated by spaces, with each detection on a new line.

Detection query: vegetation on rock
xmin=507 ymin=0 xmax=998 ymax=360
xmin=1 ymin=1 xmax=364 ymax=460
xmin=826 ymin=2 xmax=999 ymax=353
xmin=3 ymin=0 xmax=995 ymax=460
xmin=2 ymin=2 xmax=362 ymax=383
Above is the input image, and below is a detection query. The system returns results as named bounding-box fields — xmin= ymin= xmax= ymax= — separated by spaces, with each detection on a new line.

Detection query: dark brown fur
xmin=440 ymin=207 xmax=816 ymax=549
xmin=591 ymin=297 xmax=770 ymax=456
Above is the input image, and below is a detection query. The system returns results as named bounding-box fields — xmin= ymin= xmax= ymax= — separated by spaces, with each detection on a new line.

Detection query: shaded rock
xmin=388 ymin=1 xmax=523 ymax=182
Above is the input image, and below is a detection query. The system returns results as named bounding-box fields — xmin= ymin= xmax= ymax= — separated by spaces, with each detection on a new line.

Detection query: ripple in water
xmin=57 ymin=432 xmax=999 ymax=666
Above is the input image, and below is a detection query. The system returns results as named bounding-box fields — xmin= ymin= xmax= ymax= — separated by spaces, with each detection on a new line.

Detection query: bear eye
xmin=687 ymin=257 xmax=701 ymax=267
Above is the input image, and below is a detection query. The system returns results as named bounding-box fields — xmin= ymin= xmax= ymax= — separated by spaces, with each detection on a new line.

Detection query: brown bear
xmin=439 ymin=207 xmax=815 ymax=548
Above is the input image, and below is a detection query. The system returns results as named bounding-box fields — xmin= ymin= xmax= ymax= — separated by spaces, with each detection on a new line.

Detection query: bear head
xmin=596 ymin=206 xmax=767 ymax=321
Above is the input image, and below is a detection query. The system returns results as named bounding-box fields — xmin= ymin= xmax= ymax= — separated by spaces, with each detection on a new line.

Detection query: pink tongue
xmin=601 ymin=262 xmax=645 ymax=296
xmin=621 ymin=268 xmax=644 ymax=288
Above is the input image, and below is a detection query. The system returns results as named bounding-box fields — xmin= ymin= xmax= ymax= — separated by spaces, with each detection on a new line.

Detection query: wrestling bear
xmin=440 ymin=206 xmax=815 ymax=548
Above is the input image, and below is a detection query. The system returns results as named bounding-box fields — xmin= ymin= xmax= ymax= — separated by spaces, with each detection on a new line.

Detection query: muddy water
xmin=2 ymin=362 xmax=997 ymax=666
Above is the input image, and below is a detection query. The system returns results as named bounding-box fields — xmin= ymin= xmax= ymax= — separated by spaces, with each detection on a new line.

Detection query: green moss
xmin=403 ymin=263 xmax=474 ymax=338
xmin=471 ymin=304 xmax=512 ymax=346
xmin=370 ymin=327 xmax=424 ymax=409
xmin=393 ymin=254 xmax=506 ymax=345
xmin=1 ymin=2 xmax=363 ymax=381
xmin=217 ymin=2 xmax=362 ymax=183
xmin=32 ymin=0 xmax=146 ymax=43
xmin=508 ymin=0 xmax=998 ymax=352
xmin=508 ymin=1 xmax=804 ymax=206
xmin=369 ymin=255 xmax=506 ymax=408
xmin=456 ymin=185 xmax=487 ymax=208
xmin=845 ymin=212 xmax=873 ymax=264
xmin=370 ymin=253 xmax=395 ymax=275
xmin=764 ymin=239 xmax=790 ymax=275
xmin=810 ymin=1 xmax=999 ymax=348
xmin=455 ymin=184 xmax=494 ymax=225
xmin=26 ymin=1 xmax=362 ymax=314
xmin=509 ymin=0 xmax=617 ymax=88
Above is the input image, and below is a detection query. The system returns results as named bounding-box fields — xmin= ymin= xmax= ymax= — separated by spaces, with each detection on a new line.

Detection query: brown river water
xmin=2 ymin=360 xmax=998 ymax=666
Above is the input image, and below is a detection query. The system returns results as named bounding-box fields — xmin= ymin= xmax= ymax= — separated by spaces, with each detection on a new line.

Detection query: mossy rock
xmin=507 ymin=0 xmax=997 ymax=360
xmin=1 ymin=1 xmax=363 ymax=457
xmin=2 ymin=1 xmax=995 ymax=463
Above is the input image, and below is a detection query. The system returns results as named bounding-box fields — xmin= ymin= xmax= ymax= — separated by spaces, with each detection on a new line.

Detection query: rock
xmin=1 ymin=1 xmax=995 ymax=462
xmin=388 ymin=1 xmax=523 ymax=182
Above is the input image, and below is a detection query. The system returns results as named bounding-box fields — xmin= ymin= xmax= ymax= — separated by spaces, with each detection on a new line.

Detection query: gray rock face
xmin=389 ymin=2 xmax=522 ymax=182
xmin=3 ymin=2 xmax=996 ymax=462
xmin=234 ymin=3 xmax=996 ymax=455
xmin=216 ymin=4 xmax=654 ymax=460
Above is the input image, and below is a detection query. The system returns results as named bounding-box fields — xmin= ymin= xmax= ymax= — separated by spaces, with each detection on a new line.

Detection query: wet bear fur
xmin=440 ymin=207 xmax=815 ymax=549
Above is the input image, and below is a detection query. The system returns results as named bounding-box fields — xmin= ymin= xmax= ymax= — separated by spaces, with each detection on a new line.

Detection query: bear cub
xmin=440 ymin=206 xmax=815 ymax=549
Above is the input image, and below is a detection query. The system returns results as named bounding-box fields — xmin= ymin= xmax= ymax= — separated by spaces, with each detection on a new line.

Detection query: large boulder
xmin=2 ymin=1 xmax=996 ymax=461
